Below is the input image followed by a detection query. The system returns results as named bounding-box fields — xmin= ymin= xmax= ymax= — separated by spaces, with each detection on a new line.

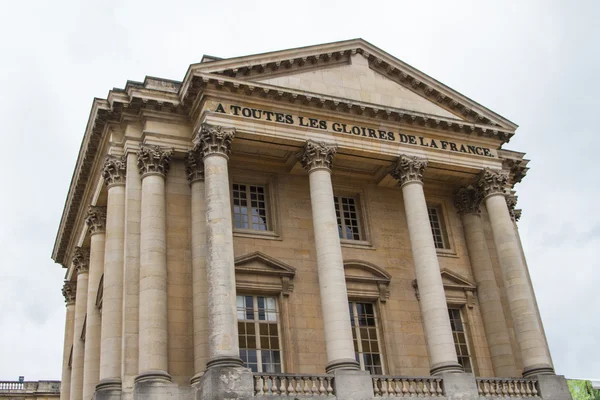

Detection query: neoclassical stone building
xmin=52 ymin=39 xmax=571 ymax=400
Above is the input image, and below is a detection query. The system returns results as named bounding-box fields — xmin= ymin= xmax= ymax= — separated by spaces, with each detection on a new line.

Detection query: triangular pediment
xmin=234 ymin=251 xmax=296 ymax=277
xmin=440 ymin=269 xmax=476 ymax=290
xmin=187 ymin=39 xmax=516 ymax=129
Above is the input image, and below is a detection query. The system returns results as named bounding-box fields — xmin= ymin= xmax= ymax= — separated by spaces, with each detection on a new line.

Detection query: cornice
xmin=186 ymin=74 xmax=514 ymax=143
xmin=181 ymin=39 xmax=518 ymax=130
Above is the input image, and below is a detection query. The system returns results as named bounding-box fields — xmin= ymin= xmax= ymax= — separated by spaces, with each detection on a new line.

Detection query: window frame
xmin=425 ymin=198 xmax=457 ymax=257
xmin=332 ymin=185 xmax=373 ymax=248
xmin=447 ymin=306 xmax=475 ymax=374
xmin=348 ymin=300 xmax=386 ymax=375
xmin=230 ymin=171 xmax=281 ymax=240
xmin=236 ymin=294 xmax=284 ymax=373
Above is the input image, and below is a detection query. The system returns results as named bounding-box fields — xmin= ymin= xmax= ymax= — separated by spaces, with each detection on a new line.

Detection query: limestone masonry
xmin=51 ymin=39 xmax=572 ymax=400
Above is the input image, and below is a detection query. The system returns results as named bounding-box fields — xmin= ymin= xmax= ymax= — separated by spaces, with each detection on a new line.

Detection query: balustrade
xmin=254 ymin=373 xmax=335 ymax=396
xmin=373 ymin=376 xmax=444 ymax=398
xmin=476 ymin=378 xmax=539 ymax=397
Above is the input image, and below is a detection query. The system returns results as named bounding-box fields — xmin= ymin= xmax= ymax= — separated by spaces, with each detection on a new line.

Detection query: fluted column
xmin=135 ymin=145 xmax=173 ymax=383
xmin=82 ymin=207 xmax=106 ymax=399
xmin=391 ymin=155 xmax=462 ymax=375
xmin=60 ymin=282 xmax=76 ymax=400
xmin=299 ymin=140 xmax=359 ymax=373
xmin=70 ymin=248 xmax=90 ymax=400
xmin=97 ymin=156 xmax=126 ymax=393
xmin=186 ymin=149 xmax=210 ymax=381
xmin=195 ymin=123 xmax=243 ymax=369
xmin=478 ymin=169 xmax=554 ymax=377
xmin=454 ymin=186 xmax=517 ymax=376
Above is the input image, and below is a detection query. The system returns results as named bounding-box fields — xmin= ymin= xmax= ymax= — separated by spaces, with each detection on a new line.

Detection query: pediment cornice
xmin=181 ymin=39 xmax=517 ymax=130
xmin=187 ymin=73 xmax=514 ymax=142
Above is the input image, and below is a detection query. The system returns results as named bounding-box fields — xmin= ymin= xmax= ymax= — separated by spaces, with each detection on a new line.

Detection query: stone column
xmin=186 ymin=148 xmax=210 ymax=381
xmin=391 ymin=155 xmax=462 ymax=375
xmin=298 ymin=140 xmax=359 ymax=373
xmin=135 ymin=145 xmax=173 ymax=384
xmin=70 ymin=247 xmax=90 ymax=400
xmin=82 ymin=207 xmax=106 ymax=399
xmin=195 ymin=123 xmax=243 ymax=369
xmin=454 ymin=186 xmax=517 ymax=376
xmin=97 ymin=156 xmax=126 ymax=394
xmin=60 ymin=281 xmax=77 ymax=400
xmin=478 ymin=169 xmax=554 ymax=377
xmin=121 ymin=151 xmax=142 ymax=397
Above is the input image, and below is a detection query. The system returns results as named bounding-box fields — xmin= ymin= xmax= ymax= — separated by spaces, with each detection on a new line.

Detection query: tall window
xmin=448 ymin=308 xmax=473 ymax=373
xmin=334 ymin=196 xmax=362 ymax=240
xmin=233 ymin=184 xmax=269 ymax=231
xmin=237 ymin=295 xmax=282 ymax=373
xmin=349 ymin=301 xmax=383 ymax=374
xmin=427 ymin=205 xmax=448 ymax=249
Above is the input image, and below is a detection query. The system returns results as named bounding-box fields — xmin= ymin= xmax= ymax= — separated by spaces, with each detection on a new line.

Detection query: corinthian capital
xmin=454 ymin=185 xmax=483 ymax=215
xmin=102 ymin=155 xmax=127 ymax=187
xmin=86 ymin=206 xmax=106 ymax=235
xmin=298 ymin=140 xmax=337 ymax=172
xmin=137 ymin=145 xmax=173 ymax=178
xmin=185 ymin=148 xmax=204 ymax=184
xmin=506 ymin=194 xmax=519 ymax=221
xmin=390 ymin=155 xmax=427 ymax=186
xmin=72 ymin=247 xmax=90 ymax=274
xmin=62 ymin=281 xmax=76 ymax=305
xmin=477 ymin=168 xmax=509 ymax=198
xmin=194 ymin=123 xmax=235 ymax=159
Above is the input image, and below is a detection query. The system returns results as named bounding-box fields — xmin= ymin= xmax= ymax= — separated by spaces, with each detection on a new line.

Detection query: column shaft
xmin=402 ymin=181 xmax=461 ymax=374
xmin=308 ymin=168 xmax=358 ymax=372
xmin=99 ymin=184 xmax=125 ymax=388
xmin=188 ymin=154 xmax=209 ymax=381
xmin=138 ymin=174 xmax=170 ymax=377
xmin=60 ymin=283 xmax=76 ymax=400
xmin=204 ymin=154 xmax=241 ymax=367
xmin=122 ymin=152 xmax=141 ymax=394
xmin=485 ymin=193 xmax=553 ymax=376
xmin=461 ymin=212 xmax=517 ymax=376
xmin=70 ymin=265 xmax=89 ymax=400
xmin=82 ymin=231 xmax=105 ymax=399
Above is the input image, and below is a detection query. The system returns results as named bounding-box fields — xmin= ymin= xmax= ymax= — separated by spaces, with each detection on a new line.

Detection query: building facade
xmin=51 ymin=39 xmax=572 ymax=400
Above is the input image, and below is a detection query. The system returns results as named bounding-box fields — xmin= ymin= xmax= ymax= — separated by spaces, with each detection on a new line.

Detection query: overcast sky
xmin=0 ymin=0 xmax=598 ymax=381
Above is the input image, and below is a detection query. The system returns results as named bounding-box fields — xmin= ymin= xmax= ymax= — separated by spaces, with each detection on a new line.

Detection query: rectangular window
xmin=349 ymin=301 xmax=384 ymax=374
xmin=448 ymin=308 xmax=473 ymax=373
xmin=427 ymin=206 xmax=448 ymax=249
xmin=334 ymin=196 xmax=362 ymax=240
xmin=233 ymin=184 xmax=269 ymax=231
xmin=237 ymin=295 xmax=282 ymax=373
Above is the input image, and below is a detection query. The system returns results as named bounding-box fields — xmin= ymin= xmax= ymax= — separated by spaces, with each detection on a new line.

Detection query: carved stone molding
xmin=185 ymin=148 xmax=204 ymax=184
xmin=62 ymin=281 xmax=76 ymax=305
xmin=137 ymin=145 xmax=173 ymax=178
xmin=72 ymin=247 xmax=90 ymax=274
xmin=102 ymin=155 xmax=127 ymax=187
xmin=194 ymin=123 xmax=235 ymax=159
xmin=506 ymin=195 xmax=519 ymax=221
xmin=477 ymin=168 xmax=508 ymax=198
xmin=514 ymin=209 xmax=522 ymax=222
xmin=454 ymin=185 xmax=483 ymax=215
xmin=298 ymin=140 xmax=337 ymax=172
xmin=390 ymin=154 xmax=427 ymax=186
xmin=343 ymin=260 xmax=392 ymax=303
xmin=86 ymin=206 xmax=106 ymax=235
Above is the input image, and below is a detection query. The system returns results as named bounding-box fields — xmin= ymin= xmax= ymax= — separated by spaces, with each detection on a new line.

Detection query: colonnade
xmin=58 ymin=124 xmax=554 ymax=400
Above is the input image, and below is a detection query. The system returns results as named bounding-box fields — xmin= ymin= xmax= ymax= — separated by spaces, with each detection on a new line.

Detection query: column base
xmin=189 ymin=372 xmax=204 ymax=386
xmin=95 ymin=379 xmax=122 ymax=400
xmin=194 ymin=366 xmax=253 ymax=400
xmin=523 ymin=364 xmax=555 ymax=377
xmin=134 ymin=370 xmax=172 ymax=384
xmin=536 ymin=375 xmax=572 ymax=400
xmin=430 ymin=361 xmax=463 ymax=375
xmin=206 ymin=356 xmax=243 ymax=369
xmin=325 ymin=358 xmax=360 ymax=374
